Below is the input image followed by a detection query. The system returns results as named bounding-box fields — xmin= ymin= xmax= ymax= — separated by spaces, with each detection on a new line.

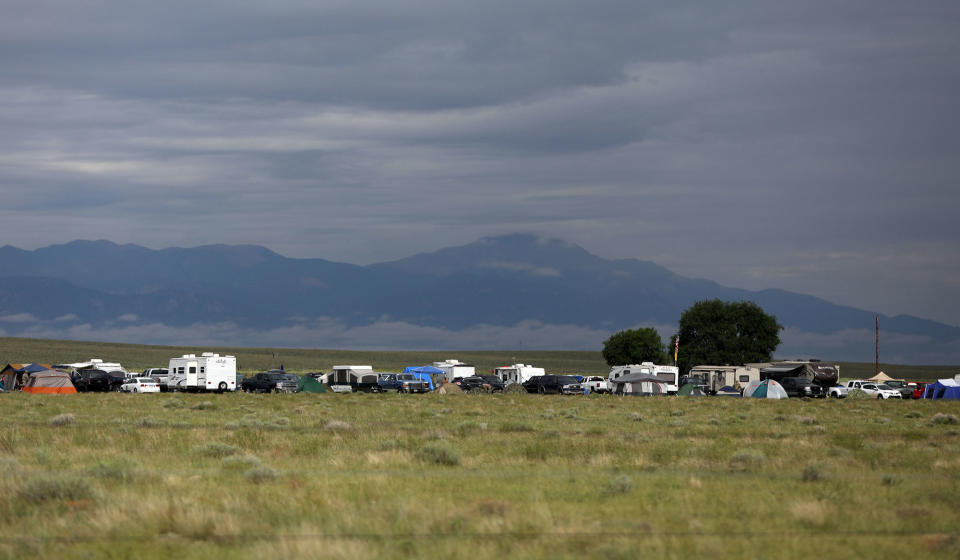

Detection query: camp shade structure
xmin=742 ymin=379 xmax=789 ymax=399
xmin=867 ymin=371 xmax=896 ymax=383
xmin=676 ymin=383 xmax=707 ymax=396
xmin=22 ymin=370 xmax=78 ymax=394
xmin=922 ymin=379 xmax=960 ymax=399
xmin=297 ymin=375 xmax=327 ymax=393
xmin=611 ymin=373 xmax=666 ymax=396
xmin=402 ymin=366 xmax=443 ymax=390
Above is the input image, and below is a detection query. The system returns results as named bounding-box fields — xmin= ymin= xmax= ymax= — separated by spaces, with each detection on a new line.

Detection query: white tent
xmin=743 ymin=379 xmax=789 ymax=399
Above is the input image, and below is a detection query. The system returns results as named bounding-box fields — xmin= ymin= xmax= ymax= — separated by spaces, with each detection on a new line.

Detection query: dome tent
xmin=743 ymin=379 xmax=788 ymax=399
xmin=676 ymin=383 xmax=706 ymax=396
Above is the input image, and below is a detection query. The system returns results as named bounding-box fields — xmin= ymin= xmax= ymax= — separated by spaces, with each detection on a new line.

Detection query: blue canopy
xmin=923 ymin=380 xmax=960 ymax=400
xmin=402 ymin=366 xmax=442 ymax=390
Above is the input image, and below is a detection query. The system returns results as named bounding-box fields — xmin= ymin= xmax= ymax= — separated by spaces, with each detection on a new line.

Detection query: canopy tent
xmin=297 ymin=375 xmax=327 ymax=393
xmin=612 ymin=373 xmax=666 ymax=396
xmin=676 ymin=383 xmax=707 ymax=396
xmin=867 ymin=371 xmax=895 ymax=383
xmin=402 ymin=366 xmax=442 ymax=390
xmin=743 ymin=379 xmax=788 ymax=399
xmin=923 ymin=379 xmax=960 ymax=400
xmin=22 ymin=370 xmax=77 ymax=394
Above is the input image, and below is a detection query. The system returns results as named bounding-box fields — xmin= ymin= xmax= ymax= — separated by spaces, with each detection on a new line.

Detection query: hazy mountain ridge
xmin=0 ymin=235 xmax=957 ymax=363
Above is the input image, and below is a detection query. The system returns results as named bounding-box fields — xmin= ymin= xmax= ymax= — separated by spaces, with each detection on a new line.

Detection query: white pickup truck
xmin=581 ymin=376 xmax=610 ymax=394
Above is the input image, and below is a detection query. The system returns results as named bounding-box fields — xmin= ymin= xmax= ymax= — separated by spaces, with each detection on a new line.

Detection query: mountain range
xmin=0 ymin=234 xmax=957 ymax=364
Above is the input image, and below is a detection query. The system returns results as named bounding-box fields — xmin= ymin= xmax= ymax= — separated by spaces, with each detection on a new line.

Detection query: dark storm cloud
xmin=1 ymin=0 xmax=959 ymax=327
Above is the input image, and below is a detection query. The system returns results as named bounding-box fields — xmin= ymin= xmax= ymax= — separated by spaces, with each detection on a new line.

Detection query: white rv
xmin=493 ymin=364 xmax=545 ymax=387
xmin=433 ymin=359 xmax=476 ymax=382
xmin=56 ymin=358 xmax=129 ymax=377
xmin=608 ymin=362 xmax=679 ymax=394
xmin=687 ymin=365 xmax=760 ymax=393
xmin=168 ymin=353 xmax=236 ymax=392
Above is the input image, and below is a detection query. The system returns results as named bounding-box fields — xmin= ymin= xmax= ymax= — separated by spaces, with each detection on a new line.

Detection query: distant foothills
xmin=0 ymin=234 xmax=957 ymax=364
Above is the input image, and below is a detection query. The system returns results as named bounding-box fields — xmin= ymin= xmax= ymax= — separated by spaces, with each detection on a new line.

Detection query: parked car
xmin=779 ymin=377 xmax=826 ymax=398
xmin=846 ymin=380 xmax=902 ymax=399
xmin=375 ymin=373 xmax=430 ymax=393
xmin=582 ymin=376 xmax=610 ymax=394
xmin=882 ymin=380 xmax=914 ymax=399
xmin=71 ymin=369 xmax=126 ymax=392
xmin=827 ymin=385 xmax=849 ymax=398
xmin=456 ymin=375 xmax=506 ymax=393
xmin=120 ymin=377 xmax=160 ymax=393
xmin=522 ymin=375 xmax=583 ymax=395
xmin=240 ymin=371 xmax=299 ymax=393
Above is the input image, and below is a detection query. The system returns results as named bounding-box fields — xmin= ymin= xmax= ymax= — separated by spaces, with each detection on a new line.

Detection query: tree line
xmin=601 ymin=299 xmax=783 ymax=373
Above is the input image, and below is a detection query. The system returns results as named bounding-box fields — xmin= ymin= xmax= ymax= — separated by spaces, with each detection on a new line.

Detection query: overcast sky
xmin=2 ymin=1 xmax=959 ymax=326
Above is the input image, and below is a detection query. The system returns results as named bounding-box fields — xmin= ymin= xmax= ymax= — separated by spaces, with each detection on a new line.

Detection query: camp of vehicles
xmin=4 ymin=354 xmax=953 ymax=399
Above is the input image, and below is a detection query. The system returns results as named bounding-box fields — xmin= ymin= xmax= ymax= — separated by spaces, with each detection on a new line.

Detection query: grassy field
xmin=1 ymin=337 xmax=957 ymax=381
xmin=1 ymin=390 xmax=959 ymax=559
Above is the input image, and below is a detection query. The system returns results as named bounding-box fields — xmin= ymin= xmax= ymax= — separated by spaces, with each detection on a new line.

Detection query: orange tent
xmin=22 ymin=370 xmax=77 ymax=394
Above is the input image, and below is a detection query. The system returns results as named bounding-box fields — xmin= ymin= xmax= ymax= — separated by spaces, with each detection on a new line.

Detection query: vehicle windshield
xmin=557 ymin=376 xmax=578 ymax=385
xmin=877 ymin=384 xmax=893 ymax=390
xmin=480 ymin=376 xmax=501 ymax=384
xmin=266 ymin=373 xmax=287 ymax=381
xmin=885 ymin=381 xmax=906 ymax=388
xmin=398 ymin=375 xmax=415 ymax=381
xmin=137 ymin=378 xmax=156 ymax=383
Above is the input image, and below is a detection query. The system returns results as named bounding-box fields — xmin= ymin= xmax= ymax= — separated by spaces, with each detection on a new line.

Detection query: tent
xmin=1 ymin=363 xmax=50 ymax=391
xmin=923 ymin=379 xmax=960 ymax=400
xmin=402 ymin=366 xmax=443 ymax=390
xmin=743 ymin=379 xmax=788 ymax=399
xmin=612 ymin=373 xmax=666 ymax=396
xmin=676 ymin=383 xmax=707 ymax=396
xmin=297 ymin=375 xmax=327 ymax=393
xmin=715 ymin=385 xmax=742 ymax=397
xmin=22 ymin=369 xmax=77 ymax=394
xmin=867 ymin=371 xmax=896 ymax=383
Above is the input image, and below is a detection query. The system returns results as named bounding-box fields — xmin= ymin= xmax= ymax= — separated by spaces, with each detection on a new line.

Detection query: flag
xmin=674 ymin=334 xmax=679 ymax=363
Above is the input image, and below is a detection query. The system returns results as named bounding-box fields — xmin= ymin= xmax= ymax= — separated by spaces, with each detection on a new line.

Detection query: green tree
xmin=673 ymin=299 xmax=782 ymax=374
xmin=602 ymin=328 xmax=667 ymax=366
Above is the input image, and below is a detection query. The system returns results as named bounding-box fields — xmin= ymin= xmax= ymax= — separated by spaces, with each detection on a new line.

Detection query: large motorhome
xmin=433 ymin=359 xmax=476 ymax=382
xmin=747 ymin=360 xmax=840 ymax=389
xmin=608 ymin=362 xmax=679 ymax=394
xmin=167 ymin=353 xmax=236 ymax=392
xmin=493 ymin=364 xmax=545 ymax=387
xmin=686 ymin=365 xmax=760 ymax=394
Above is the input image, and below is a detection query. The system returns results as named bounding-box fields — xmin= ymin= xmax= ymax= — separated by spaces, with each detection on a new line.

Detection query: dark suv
xmin=241 ymin=371 xmax=299 ymax=393
xmin=457 ymin=375 xmax=506 ymax=393
xmin=779 ymin=377 xmax=825 ymax=398
xmin=72 ymin=369 xmax=126 ymax=392
xmin=522 ymin=375 xmax=583 ymax=395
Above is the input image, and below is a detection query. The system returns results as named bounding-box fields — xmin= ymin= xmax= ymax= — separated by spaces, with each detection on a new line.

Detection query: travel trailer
xmin=325 ymin=365 xmax=378 ymax=393
xmin=686 ymin=365 xmax=760 ymax=394
xmin=608 ymin=362 xmax=679 ymax=394
xmin=493 ymin=364 xmax=545 ymax=387
xmin=167 ymin=353 xmax=237 ymax=392
xmin=432 ymin=359 xmax=476 ymax=382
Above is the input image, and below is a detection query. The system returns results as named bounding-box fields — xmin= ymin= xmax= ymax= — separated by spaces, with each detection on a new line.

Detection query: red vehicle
xmin=911 ymin=382 xmax=928 ymax=399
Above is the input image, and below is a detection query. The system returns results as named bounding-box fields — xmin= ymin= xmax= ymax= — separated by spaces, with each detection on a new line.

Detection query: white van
xmin=168 ymin=353 xmax=236 ymax=392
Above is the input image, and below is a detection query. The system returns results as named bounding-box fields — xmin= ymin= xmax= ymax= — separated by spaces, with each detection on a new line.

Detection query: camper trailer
xmin=608 ymin=362 xmax=679 ymax=394
xmin=326 ymin=365 xmax=379 ymax=393
xmin=493 ymin=364 xmax=545 ymax=387
xmin=687 ymin=365 xmax=760 ymax=394
xmin=56 ymin=358 xmax=129 ymax=377
xmin=167 ymin=353 xmax=236 ymax=392
xmin=432 ymin=359 xmax=476 ymax=382
xmin=748 ymin=360 xmax=840 ymax=389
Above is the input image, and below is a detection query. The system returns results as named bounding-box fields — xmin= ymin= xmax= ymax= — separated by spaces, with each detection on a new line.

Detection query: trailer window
xmin=189 ymin=367 xmax=196 ymax=374
xmin=739 ymin=375 xmax=750 ymax=382
xmin=200 ymin=367 xmax=205 ymax=373
xmin=177 ymin=367 xmax=184 ymax=374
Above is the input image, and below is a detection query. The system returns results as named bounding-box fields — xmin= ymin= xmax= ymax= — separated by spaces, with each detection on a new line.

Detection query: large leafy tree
xmin=602 ymin=327 xmax=667 ymax=366
xmin=673 ymin=299 xmax=782 ymax=374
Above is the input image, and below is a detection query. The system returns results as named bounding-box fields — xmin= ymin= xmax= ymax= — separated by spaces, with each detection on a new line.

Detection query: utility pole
xmin=875 ymin=315 xmax=879 ymax=376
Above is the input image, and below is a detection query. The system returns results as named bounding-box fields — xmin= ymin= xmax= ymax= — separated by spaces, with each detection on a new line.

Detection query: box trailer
xmin=687 ymin=365 xmax=760 ymax=394
xmin=493 ymin=364 xmax=545 ymax=387
xmin=168 ymin=353 xmax=236 ymax=392
xmin=432 ymin=359 xmax=476 ymax=382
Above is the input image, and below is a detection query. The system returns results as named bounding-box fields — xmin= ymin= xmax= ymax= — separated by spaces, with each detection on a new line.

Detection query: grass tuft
xmin=499 ymin=421 xmax=535 ymax=433
xmin=324 ymin=420 xmax=354 ymax=432
xmin=729 ymin=449 xmax=766 ymax=472
xmin=48 ymin=413 xmax=75 ymax=427
xmin=190 ymin=401 xmax=216 ymax=410
xmin=931 ymin=413 xmax=959 ymax=425
xmin=193 ymin=442 xmax=240 ymax=458
xmin=244 ymin=466 xmax=278 ymax=483
xmin=222 ymin=454 xmax=262 ymax=470
xmin=416 ymin=442 xmax=461 ymax=466
xmin=19 ymin=474 xmax=93 ymax=504
xmin=604 ymin=474 xmax=634 ymax=495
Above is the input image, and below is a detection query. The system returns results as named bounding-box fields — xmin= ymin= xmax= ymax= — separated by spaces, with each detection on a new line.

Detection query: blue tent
xmin=402 ymin=366 xmax=443 ymax=391
xmin=923 ymin=380 xmax=960 ymax=400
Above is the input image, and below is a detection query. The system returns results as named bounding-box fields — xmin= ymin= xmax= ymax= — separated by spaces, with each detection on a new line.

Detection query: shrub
xmin=541 ymin=410 xmax=556 ymax=419
xmin=163 ymin=398 xmax=184 ymax=409
xmin=244 ymin=467 xmax=278 ymax=483
xmin=421 ymin=429 xmax=448 ymax=440
xmin=324 ymin=420 xmax=354 ymax=432
xmin=504 ymin=384 xmax=526 ymax=394
xmin=456 ymin=421 xmax=482 ymax=436
xmin=630 ymin=412 xmax=643 ymax=422
xmin=193 ymin=442 xmax=239 ymax=458
xmin=846 ymin=389 xmax=871 ymax=400
xmin=728 ymin=449 xmax=766 ymax=472
xmin=931 ymin=413 xmax=959 ymax=425
xmin=561 ymin=408 xmax=579 ymax=419
xmin=136 ymin=417 xmax=161 ymax=428
xmin=499 ymin=422 xmax=535 ymax=433
xmin=802 ymin=465 xmax=825 ymax=482
xmin=89 ymin=460 xmax=136 ymax=482
xmin=190 ymin=401 xmax=215 ymax=411
xmin=604 ymin=474 xmax=634 ymax=495
xmin=222 ymin=454 xmax=262 ymax=471
xmin=904 ymin=411 xmax=922 ymax=419
xmin=670 ymin=410 xmax=684 ymax=417
xmin=416 ymin=442 xmax=461 ymax=466
xmin=48 ymin=414 xmax=75 ymax=427
xmin=19 ymin=474 xmax=93 ymax=504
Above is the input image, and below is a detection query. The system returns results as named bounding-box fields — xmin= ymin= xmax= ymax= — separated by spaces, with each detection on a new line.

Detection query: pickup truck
xmin=240 ymin=371 xmax=299 ymax=393
xmin=827 ymin=385 xmax=849 ymax=398
xmin=374 ymin=373 xmax=430 ymax=393
xmin=582 ymin=376 xmax=610 ymax=394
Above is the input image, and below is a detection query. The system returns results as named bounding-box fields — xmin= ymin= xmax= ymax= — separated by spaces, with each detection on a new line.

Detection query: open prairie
xmin=1 ymin=390 xmax=959 ymax=559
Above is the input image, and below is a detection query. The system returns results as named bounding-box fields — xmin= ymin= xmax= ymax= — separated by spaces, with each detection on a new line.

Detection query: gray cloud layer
xmin=2 ymin=1 xmax=959 ymax=326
